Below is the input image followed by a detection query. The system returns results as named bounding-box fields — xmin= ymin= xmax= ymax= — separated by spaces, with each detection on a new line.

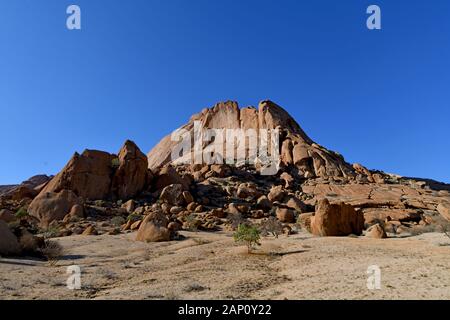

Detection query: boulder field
xmin=1 ymin=100 xmax=449 ymax=255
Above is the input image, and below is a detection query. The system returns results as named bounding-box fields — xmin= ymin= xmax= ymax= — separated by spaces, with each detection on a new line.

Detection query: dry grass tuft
xmin=39 ymin=240 xmax=64 ymax=266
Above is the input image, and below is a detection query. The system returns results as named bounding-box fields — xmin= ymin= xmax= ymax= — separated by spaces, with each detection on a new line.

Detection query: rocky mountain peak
xmin=147 ymin=100 xmax=353 ymax=179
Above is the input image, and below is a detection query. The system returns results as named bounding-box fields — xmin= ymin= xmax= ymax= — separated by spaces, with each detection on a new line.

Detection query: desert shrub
xmin=127 ymin=213 xmax=141 ymax=222
xmin=184 ymin=283 xmax=207 ymax=293
xmin=408 ymin=215 xmax=450 ymax=238
xmin=111 ymin=216 xmax=125 ymax=227
xmin=15 ymin=207 xmax=28 ymax=219
xmin=233 ymin=224 xmax=261 ymax=254
xmin=184 ymin=213 xmax=200 ymax=232
xmin=259 ymin=217 xmax=283 ymax=238
xmin=228 ymin=212 xmax=245 ymax=231
xmin=438 ymin=220 xmax=450 ymax=239
xmin=18 ymin=230 xmax=41 ymax=254
xmin=94 ymin=199 xmax=106 ymax=207
xmin=42 ymin=226 xmax=60 ymax=239
xmin=39 ymin=240 xmax=64 ymax=266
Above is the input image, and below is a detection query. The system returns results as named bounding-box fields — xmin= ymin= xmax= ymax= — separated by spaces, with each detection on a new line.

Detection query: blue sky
xmin=0 ymin=0 xmax=449 ymax=184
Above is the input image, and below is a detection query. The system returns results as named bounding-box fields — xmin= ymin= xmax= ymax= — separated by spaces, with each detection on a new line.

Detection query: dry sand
xmin=1 ymin=230 xmax=449 ymax=300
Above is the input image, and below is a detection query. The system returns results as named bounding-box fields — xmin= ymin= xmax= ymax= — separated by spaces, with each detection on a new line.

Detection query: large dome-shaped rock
xmin=111 ymin=140 xmax=148 ymax=200
xmin=135 ymin=211 xmax=171 ymax=242
xmin=0 ymin=221 xmax=21 ymax=256
xmin=28 ymin=190 xmax=83 ymax=226
xmin=146 ymin=100 xmax=356 ymax=179
xmin=40 ymin=150 xmax=114 ymax=200
xmin=311 ymin=198 xmax=364 ymax=236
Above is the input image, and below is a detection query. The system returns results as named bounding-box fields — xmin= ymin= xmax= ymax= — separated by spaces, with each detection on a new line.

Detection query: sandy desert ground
xmin=1 ymin=230 xmax=449 ymax=300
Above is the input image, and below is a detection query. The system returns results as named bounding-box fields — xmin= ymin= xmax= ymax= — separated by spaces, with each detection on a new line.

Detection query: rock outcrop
xmin=311 ymin=199 xmax=364 ymax=236
xmin=34 ymin=140 xmax=148 ymax=202
xmin=147 ymin=100 xmax=356 ymax=179
xmin=40 ymin=150 xmax=114 ymax=200
xmin=111 ymin=140 xmax=148 ymax=200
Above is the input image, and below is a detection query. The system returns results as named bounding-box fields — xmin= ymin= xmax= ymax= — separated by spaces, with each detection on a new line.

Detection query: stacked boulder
xmin=28 ymin=140 xmax=149 ymax=226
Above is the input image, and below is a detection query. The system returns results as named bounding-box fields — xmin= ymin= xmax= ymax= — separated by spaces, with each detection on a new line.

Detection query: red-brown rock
xmin=160 ymin=184 xmax=185 ymax=206
xmin=0 ymin=221 xmax=21 ymax=256
xmin=40 ymin=150 xmax=114 ymax=200
xmin=154 ymin=165 xmax=190 ymax=191
xmin=366 ymin=223 xmax=387 ymax=239
xmin=111 ymin=140 xmax=148 ymax=200
xmin=28 ymin=190 xmax=83 ymax=226
xmin=311 ymin=199 xmax=364 ymax=236
xmin=437 ymin=202 xmax=450 ymax=221
xmin=276 ymin=208 xmax=295 ymax=223
xmin=0 ymin=209 xmax=16 ymax=223
xmin=135 ymin=211 xmax=171 ymax=242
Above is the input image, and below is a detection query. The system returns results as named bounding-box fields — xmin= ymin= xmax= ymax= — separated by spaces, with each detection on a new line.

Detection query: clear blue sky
xmin=0 ymin=0 xmax=449 ymax=184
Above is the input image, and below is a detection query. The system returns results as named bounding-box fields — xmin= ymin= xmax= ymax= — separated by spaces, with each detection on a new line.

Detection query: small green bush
xmin=94 ymin=199 xmax=106 ymax=207
xmin=15 ymin=208 xmax=28 ymax=219
xmin=233 ymin=224 xmax=261 ymax=254
xmin=43 ymin=226 xmax=60 ymax=239
xmin=184 ymin=213 xmax=200 ymax=232
xmin=127 ymin=213 xmax=141 ymax=222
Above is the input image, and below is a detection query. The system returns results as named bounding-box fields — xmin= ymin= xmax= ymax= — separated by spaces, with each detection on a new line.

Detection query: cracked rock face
xmin=39 ymin=149 xmax=115 ymax=200
xmin=311 ymin=198 xmax=365 ymax=236
xmin=35 ymin=140 xmax=148 ymax=201
xmin=147 ymin=100 xmax=355 ymax=179
xmin=111 ymin=140 xmax=148 ymax=200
